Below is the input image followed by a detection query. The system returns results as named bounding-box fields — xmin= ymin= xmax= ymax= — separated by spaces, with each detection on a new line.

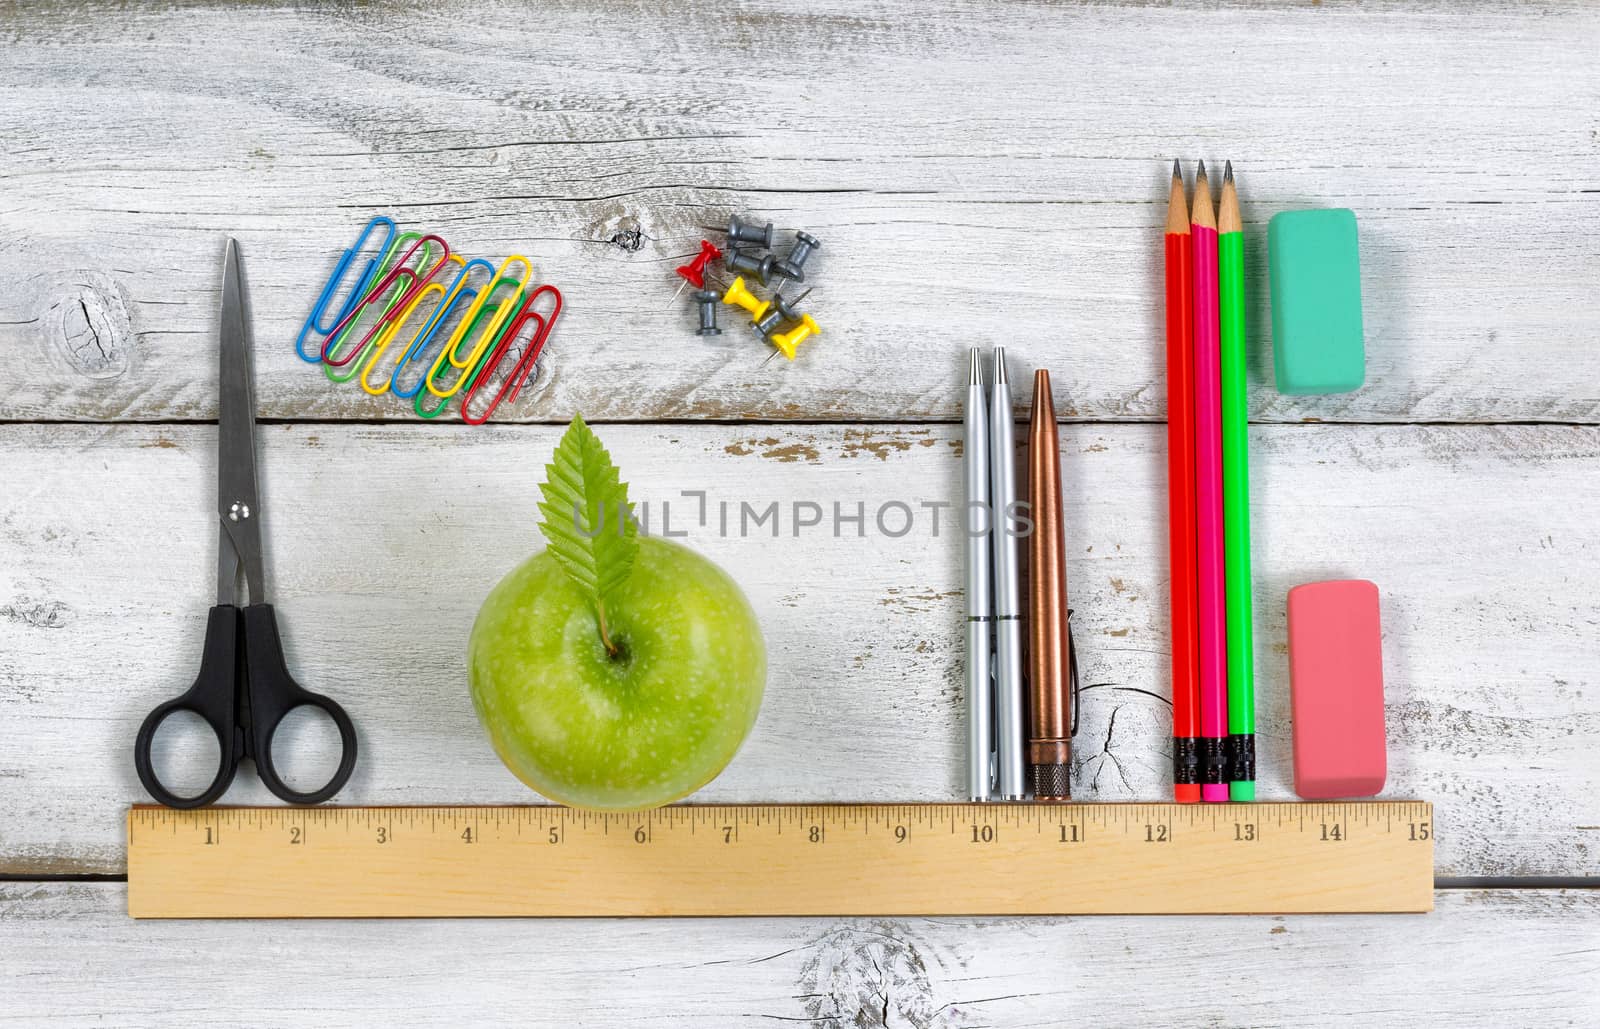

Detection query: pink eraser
xmin=1288 ymin=580 xmax=1386 ymax=799
xmin=1201 ymin=783 xmax=1229 ymax=803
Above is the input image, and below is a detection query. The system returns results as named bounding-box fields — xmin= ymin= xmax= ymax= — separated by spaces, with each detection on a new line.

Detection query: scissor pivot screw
xmin=229 ymin=502 xmax=251 ymax=521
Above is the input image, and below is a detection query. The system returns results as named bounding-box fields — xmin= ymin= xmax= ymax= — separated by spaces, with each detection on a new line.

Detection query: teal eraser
xmin=1268 ymin=208 xmax=1365 ymax=395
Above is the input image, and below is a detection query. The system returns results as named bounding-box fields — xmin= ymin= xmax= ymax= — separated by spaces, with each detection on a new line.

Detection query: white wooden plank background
xmin=2 ymin=422 xmax=1596 ymax=876
xmin=4 ymin=2 xmax=1598 ymax=1025
xmin=1 ymin=885 xmax=1596 ymax=1028
xmin=1 ymin=1 xmax=1597 ymax=423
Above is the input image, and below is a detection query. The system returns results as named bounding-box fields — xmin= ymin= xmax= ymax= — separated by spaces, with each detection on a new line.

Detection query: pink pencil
xmin=1191 ymin=162 xmax=1228 ymax=803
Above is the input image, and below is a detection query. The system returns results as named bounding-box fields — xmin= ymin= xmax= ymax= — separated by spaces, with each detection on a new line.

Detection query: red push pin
xmin=668 ymin=239 xmax=723 ymax=305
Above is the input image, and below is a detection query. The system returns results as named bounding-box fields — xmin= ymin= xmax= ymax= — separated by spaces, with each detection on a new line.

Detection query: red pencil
xmin=1165 ymin=161 xmax=1201 ymax=803
xmin=1192 ymin=161 xmax=1229 ymax=803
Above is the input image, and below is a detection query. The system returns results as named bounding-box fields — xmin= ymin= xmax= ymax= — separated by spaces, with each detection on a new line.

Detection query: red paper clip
xmin=461 ymin=285 xmax=562 ymax=425
xmin=320 ymin=234 xmax=451 ymax=366
xmin=674 ymin=239 xmax=723 ymax=289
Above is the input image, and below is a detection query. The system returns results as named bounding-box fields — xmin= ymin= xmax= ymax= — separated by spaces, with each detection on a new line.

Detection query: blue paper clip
xmin=390 ymin=258 xmax=497 ymax=399
xmin=324 ymin=231 xmax=429 ymax=384
xmin=293 ymin=215 xmax=397 ymax=363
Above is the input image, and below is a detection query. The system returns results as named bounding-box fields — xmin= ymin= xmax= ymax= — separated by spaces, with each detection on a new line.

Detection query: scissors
xmin=135 ymin=239 xmax=358 ymax=809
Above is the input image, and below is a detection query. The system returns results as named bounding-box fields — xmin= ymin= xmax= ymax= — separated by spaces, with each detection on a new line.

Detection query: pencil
xmin=1164 ymin=161 xmax=1201 ymax=803
xmin=1219 ymin=162 xmax=1255 ymax=802
xmin=1191 ymin=160 xmax=1228 ymax=803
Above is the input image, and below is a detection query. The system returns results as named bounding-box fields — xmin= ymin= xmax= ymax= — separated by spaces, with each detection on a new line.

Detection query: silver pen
xmin=964 ymin=348 xmax=993 ymax=801
xmin=989 ymin=347 xmax=1027 ymax=800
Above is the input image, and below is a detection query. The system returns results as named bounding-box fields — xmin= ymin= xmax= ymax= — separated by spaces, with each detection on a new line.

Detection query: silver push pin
xmin=727 ymin=215 xmax=775 ymax=250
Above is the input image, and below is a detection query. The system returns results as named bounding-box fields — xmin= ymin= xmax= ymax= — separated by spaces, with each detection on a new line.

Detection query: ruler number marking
xmin=1144 ymin=823 xmax=1170 ymax=843
xmin=1408 ymin=821 xmax=1431 ymax=842
xmin=1234 ymin=822 xmax=1256 ymax=842
xmin=1320 ymin=822 xmax=1344 ymax=842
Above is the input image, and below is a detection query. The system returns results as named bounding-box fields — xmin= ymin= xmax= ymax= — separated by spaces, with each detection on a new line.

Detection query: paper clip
xmin=425 ymin=256 xmax=532 ymax=399
xmin=294 ymin=216 xmax=396 ymax=363
xmin=461 ymin=285 xmax=562 ymax=425
xmin=390 ymin=258 xmax=497 ymax=399
xmin=320 ymin=234 xmax=452 ymax=367
xmin=413 ymin=295 xmax=516 ymax=420
xmin=357 ymin=256 xmax=466 ymax=396
xmin=322 ymin=232 xmax=434 ymax=382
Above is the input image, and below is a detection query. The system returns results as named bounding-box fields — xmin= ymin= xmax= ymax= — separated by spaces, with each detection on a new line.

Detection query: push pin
xmin=725 ymin=248 xmax=777 ymax=287
xmin=668 ymin=239 xmax=723 ymax=305
xmin=751 ymin=288 xmax=813 ymax=339
xmin=693 ymin=290 xmax=722 ymax=336
xmin=775 ymin=231 xmax=821 ymax=282
xmin=769 ymin=313 xmax=821 ymax=361
xmin=721 ymin=276 xmax=772 ymax=321
xmin=727 ymin=215 xmax=775 ymax=250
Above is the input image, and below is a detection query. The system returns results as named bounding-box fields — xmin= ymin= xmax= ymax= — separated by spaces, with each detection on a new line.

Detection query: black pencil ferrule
xmin=1173 ymin=737 xmax=1200 ymax=785
xmin=1227 ymin=734 xmax=1256 ymax=784
xmin=1200 ymin=737 xmax=1227 ymax=785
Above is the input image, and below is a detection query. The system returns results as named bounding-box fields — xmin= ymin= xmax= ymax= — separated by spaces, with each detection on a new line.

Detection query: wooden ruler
xmin=128 ymin=801 xmax=1433 ymax=917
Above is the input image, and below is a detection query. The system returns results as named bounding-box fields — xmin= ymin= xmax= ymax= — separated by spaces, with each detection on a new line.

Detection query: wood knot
xmin=1 ymin=596 xmax=72 ymax=629
xmin=608 ymin=223 xmax=646 ymax=253
xmin=584 ymin=204 xmax=648 ymax=254
xmin=797 ymin=922 xmax=936 ymax=1027
xmin=39 ymin=271 xmax=134 ymax=380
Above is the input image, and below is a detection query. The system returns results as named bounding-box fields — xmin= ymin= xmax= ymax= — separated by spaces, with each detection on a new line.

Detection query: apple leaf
xmin=537 ymin=414 xmax=639 ymax=608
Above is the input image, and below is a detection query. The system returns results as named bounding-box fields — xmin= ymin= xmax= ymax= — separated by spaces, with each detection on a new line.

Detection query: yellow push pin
xmin=769 ymin=314 xmax=820 ymax=361
xmin=721 ymin=276 xmax=771 ymax=321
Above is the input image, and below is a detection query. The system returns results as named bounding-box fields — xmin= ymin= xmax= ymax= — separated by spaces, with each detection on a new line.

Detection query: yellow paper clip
xmin=721 ymin=276 xmax=771 ymax=321
xmin=427 ymin=255 xmax=533 ymax=399
xmin=770 ymin=314 xmax=820 ymax=361
xmin=358 ymin=254 xmax=465 ymax=396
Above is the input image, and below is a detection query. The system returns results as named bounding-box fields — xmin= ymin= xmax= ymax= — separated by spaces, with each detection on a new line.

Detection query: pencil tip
xmin=1196 ymin=159 xmax=1206 ymax=178
xmin=1171 ymin=158 xmax=1182 ymax=179
xmin=1224 ymin=160 xmax=1234 ymax=184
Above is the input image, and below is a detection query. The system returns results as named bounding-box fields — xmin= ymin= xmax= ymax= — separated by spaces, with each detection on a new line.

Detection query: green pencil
xmin=1219 ymin=162 xmax=1255 ymax=802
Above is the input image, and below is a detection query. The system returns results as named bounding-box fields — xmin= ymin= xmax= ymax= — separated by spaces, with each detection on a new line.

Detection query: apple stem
xmin=595 ymin=599 xmax=621 ymax=659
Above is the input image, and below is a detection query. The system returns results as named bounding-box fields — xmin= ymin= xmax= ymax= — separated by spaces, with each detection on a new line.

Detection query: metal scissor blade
xmin=218 ymin=238 xmax=266 ymax=606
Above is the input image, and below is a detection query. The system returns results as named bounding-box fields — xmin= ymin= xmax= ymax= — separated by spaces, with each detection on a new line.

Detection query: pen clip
xmin=1066 ymin=608 xmax=1080 ymax=738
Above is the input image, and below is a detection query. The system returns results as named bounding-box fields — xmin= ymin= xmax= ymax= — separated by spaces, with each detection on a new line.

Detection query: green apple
xmin=468 ymin=535 xmax=766 ymax=811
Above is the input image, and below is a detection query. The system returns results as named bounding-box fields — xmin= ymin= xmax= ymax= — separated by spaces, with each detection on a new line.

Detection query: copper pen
xmin=1027 ymin=369 xmax=1075 ymax=799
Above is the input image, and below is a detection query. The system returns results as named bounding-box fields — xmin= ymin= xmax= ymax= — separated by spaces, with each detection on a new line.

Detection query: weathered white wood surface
xmin=3 ymin=422 xmax=1596 ymax=876
xmin=2 ymin=2 xmax=1598 ymax=423
xmin=0 ymin=884 xmax=1594 ymax=1027
xmin=4 ymin=3 xmax=1598 ymax=1024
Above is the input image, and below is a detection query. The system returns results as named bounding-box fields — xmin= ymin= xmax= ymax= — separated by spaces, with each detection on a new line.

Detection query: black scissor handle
xmin=242 ymin=604 xmax=358 ymax=805
xmin=134 ymin=606 xmax=245 ymax=809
